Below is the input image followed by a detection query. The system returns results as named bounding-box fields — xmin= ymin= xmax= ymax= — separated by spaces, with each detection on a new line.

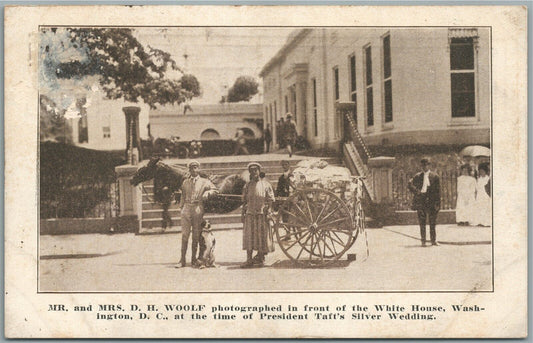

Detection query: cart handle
xmin=215 ymin=194 xmax=289 ymax=201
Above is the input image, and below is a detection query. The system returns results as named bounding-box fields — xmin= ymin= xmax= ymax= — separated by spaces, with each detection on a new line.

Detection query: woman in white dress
xmin=472 ymin=163 xmax=492 ymax=227
xmin=456 ymin=164 xmax=476 ymax=226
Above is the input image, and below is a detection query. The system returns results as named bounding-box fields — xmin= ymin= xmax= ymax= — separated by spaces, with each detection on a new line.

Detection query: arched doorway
xmin=239 ymin=127 xmax=255 ymax=139
xmin=200 ymin=128 xmax=221 ymax=140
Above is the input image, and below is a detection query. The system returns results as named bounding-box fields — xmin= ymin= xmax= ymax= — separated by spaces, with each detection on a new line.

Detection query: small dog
xmin=198 ymin=220 xmax=216 ymax=268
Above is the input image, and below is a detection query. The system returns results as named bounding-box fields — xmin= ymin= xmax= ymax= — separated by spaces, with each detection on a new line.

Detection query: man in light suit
xmin=176 ymin=160 xmax=218 ymax=268
xmin=408 ymin=158 xmax=441 ymax=247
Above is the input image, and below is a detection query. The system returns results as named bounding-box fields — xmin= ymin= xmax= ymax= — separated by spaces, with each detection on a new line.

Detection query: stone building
xmin=149 ymin=103 xmax=263 ymax=141
xmin=260 ymin=28 xmax=490 ymax=150
xmin=68 ymin=95 xmax=262 ymax=152
xmin=69 ymin=90 xmax=150 ymax=151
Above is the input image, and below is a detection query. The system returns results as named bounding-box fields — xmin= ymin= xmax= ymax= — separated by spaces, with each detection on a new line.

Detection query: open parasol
xmin=460 ymin=145 xmax=490 ymax=157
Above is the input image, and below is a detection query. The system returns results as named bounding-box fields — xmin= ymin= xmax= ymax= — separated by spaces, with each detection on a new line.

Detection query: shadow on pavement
xmin=40 ymin=251 xmax=122 ymax=260
xmin=114 ymin=262 xmax=176 ymax=267
xmin=268 ymin=259 xmax=352 ymax=269
xmin=219 ymin=260 xmax=353 ymax=270
xmin=384 ymin=228 xmax=491 ymax=246
xmin=212 ymin=262 xmax=248 ymax=269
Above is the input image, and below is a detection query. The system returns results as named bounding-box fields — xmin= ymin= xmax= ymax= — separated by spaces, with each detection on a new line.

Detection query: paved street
xmin=39 ymin=225 xmax=492 ymax=292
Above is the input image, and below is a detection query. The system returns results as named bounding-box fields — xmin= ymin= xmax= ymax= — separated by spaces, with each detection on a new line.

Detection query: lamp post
xmin=123 ymin=106 xmax=142 ymax=165
xmin=115 ymin=105 xmax=143 ymax=233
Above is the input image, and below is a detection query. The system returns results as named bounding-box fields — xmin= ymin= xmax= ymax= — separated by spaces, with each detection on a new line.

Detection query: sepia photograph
xmin=38 ymin=26 xmax=492 ymax=292
xmin=4 ymin=5 xmax=526 ymax=338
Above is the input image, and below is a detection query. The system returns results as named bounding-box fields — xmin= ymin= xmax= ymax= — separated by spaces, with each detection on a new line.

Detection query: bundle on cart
xmin=292 ymin=159 xmax=356 ymax=202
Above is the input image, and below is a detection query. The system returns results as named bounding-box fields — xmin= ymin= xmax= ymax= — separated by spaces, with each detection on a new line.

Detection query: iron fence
xmin=392 ymin=169 xmax=458 ymax=211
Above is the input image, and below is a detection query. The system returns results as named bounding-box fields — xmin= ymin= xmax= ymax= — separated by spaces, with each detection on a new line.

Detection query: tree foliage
xmin=40 ymin=28 xmax=201 ymax=109
xmin=39 ymin=95 xmax=72 ymax=144
xmin=179 ymin=74 xmax=202 ymax=99
xmin=226 ymin=76 xmax=259 ymax=103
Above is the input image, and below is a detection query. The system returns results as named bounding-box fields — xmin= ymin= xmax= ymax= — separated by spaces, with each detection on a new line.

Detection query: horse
xmin=203 ymin=173 xmax=246 ymax=214
xmin=130 ymin=157 xmax=246 ymax=229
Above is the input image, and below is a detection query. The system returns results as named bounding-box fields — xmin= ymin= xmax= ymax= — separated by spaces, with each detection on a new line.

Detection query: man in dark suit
xmin=276 ymin=160 xmax=294 ymax=198
xmin=276 ymin=160 xmax=295 ymax=240
xmin=408 ymin=158 xmax=441 ymax=247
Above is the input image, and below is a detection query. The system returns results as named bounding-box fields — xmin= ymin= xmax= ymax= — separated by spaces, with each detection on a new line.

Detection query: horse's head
xmin=130 ymin=157 xmax=161 ymax=186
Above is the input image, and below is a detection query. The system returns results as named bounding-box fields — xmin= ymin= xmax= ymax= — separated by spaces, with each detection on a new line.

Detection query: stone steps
xmin=164 ymin=157 xmax=339 ymax=170
xmin=141 ymin=172 xmax=286 ymax=189
xmin=139 ymin=155 xmax=342 ymax=230
xmin=344 ymin=142 xmax=374 ymax=202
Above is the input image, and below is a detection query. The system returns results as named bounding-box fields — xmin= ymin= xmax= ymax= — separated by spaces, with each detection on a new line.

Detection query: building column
xmin=321 ymin=28 xmax=330 ymax=147
xmin=295 ymin=81 xmax=307 ymax=137
xmin=276 ymin=64 xmax=283 ymax=149
xmin=367 ymin=156 xmax=396 ymax=203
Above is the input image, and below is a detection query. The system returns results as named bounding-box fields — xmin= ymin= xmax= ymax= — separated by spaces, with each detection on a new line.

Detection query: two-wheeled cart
xmin=273 ymin=176 xmax=366 ymax=267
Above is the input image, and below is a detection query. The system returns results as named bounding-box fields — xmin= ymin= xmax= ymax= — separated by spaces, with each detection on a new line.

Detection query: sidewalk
xmin=147 ymin=152 xmax=332 ymax=166
xmin=41 ymin=224 xmax=492 ymax=258
xmin=39 ymin=224 xmax=492 ymax=292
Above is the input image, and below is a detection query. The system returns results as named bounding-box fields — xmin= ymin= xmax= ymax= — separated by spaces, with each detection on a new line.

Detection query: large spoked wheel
xmin=275 ymin=188 xmax=355 ymax=267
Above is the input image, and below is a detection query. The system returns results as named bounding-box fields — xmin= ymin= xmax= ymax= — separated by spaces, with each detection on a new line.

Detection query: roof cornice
xmin=259 ymin=29 xmax=312 ymax=78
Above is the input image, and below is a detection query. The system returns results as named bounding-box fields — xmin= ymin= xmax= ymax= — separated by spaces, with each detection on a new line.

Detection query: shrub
xmin=40 ymin=142 xmax=125 ymax=218
xmin=143 ymin=138 xmax=264 ymax=159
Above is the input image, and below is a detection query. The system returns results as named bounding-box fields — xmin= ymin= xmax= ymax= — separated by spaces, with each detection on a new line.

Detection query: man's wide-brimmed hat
xmin=247 ymin=162 xmax=262 ymax=170
xmin=285 ymin=112 xmax=293 ymax=118
xmin=187 ymin=160 xmax=200 ymax=168
xmin=420 ymin=158 xmax=431 ymax=165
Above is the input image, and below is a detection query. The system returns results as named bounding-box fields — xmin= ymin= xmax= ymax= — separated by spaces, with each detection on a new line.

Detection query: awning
xmin=448 ymin=28 xmax=479 ymax=39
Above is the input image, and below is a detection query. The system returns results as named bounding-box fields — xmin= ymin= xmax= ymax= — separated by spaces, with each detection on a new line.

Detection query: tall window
xmin=273 ymin=101 xmax=277 ymax=120
xmin=364 ymin=45 xmax=374 ymax=127
xmin=269 ymin=106 xmax=273 ymax=131
xmin=291 ymin=87 xmax=297 ymax=123
xmin=333 ymin=67 xmax=340 ymax=136
xmin=102 ymin=126 xmax=111 ymax=138
xmin=450 ymin=37 xmax=476 ymax=117
xmin=349 ymin=54 xmax=357 ymax=125
xmin=269 ymin=104 xmax=273 ymax=129
xmin=285 ymin=95 xmax=289 ymax=114
xmin=333 ymin=67 xmax=340 ymax=101
xmin=312 ymin=78 xmax=318 ymax=136
xmin=382 ymin=34 xmax=393 ymax=123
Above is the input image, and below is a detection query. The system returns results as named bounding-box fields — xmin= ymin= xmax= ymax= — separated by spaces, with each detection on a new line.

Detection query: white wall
xmin=150 ymin=113 xmax=262 ymax=141
xmin=71 ymin=92 xmax=150 ymax=151
xmin=262 ymin=27 xmax=491 ymax=149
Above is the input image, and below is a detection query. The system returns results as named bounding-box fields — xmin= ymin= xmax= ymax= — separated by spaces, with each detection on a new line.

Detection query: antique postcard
xmin=4 ymin=5 xmax=527 ymax=338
